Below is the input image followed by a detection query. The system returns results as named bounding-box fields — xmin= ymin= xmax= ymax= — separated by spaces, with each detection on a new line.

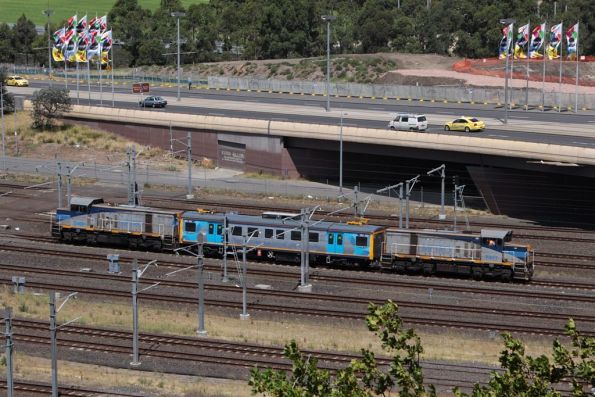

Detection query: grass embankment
xmin=0 ymin=0 xmax=207 ymax=25
xmin=2 ymin=111 xmax=195 ymax=172
xmin=2 ymin=286 xmax=553 ymax=368
xmin=140 ymin=56 xmax=397 ymax=84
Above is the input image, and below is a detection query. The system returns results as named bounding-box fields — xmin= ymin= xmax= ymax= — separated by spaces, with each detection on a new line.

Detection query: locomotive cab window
xmin=208 ymin=224 xmax=214 ymax=234
xmin=291 ymin=231 xmax=301 ymax=241
xmin=217 ymin=224 xmax=223 ymax=235
xmin=482 ymin=238 xmax=501 ymax=248
xmin=185 ymin=222 xmax=196 ymax=232
xmin=309 ymin=232 xmax=319 ymax=243
xmin=265 ymin=229 xmax=274 ymax=238
xmin=337 ymin=234 xmax=343 ymax=245
xmin=232 ymin=226 xmax=243 ymax=236
xmin=328 ymin=234 xmax=334 ymax=244
xmin=275 ymin=229 xmax=284 ymax=239
xmin=356 ymin=236 xmax=368 ymax=247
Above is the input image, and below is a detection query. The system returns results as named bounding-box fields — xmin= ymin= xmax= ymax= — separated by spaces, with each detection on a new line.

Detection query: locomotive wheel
xmin=501 ymin=269 xmax=512 ymax=282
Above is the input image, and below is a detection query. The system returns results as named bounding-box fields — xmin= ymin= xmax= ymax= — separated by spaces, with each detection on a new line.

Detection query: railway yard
xmin=0 ymin=179 xmax=594 ymax=396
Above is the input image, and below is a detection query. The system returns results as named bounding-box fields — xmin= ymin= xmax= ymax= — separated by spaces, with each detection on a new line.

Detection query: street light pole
xmin=171 ymin=12 xmax=186 ymax=102
xmin=43 ymin=8 xmax=54 ymax=85
xmin=321 ymin=15 xmax=336 ymax=112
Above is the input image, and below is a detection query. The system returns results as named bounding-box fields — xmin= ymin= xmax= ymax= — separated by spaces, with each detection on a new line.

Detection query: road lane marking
xmin=488 ymin=134 xmax=509 ymax=138
xmin=572 ymin=141 xmax=595 ymax=146
xmin=208 ymin=112 xmax=225 ymax=116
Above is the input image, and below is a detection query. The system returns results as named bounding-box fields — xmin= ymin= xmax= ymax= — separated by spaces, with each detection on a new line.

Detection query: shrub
xmin=31 ymin=87 xmax=72 ymax=130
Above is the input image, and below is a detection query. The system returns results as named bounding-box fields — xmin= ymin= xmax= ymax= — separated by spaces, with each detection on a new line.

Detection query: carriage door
xmin=206 ymin=222 xmax=222 ymax=244
xmin=184 ymin=220 xmax=198 ymax=242
xmin=327 ymin=232 xmax=344 ymax=254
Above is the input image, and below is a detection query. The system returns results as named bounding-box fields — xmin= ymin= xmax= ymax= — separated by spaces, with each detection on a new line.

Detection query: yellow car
xmin=5 ymin=75 xmax=29 ymax=87
xmin=444 ymin=117 xmax=485 ymax=132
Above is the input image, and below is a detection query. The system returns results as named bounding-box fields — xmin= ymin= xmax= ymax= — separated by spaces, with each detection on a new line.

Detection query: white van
xmin=388 ymin=114 xmax=428 ymax=131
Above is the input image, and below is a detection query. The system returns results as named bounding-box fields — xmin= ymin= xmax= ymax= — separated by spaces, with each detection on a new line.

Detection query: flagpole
xmin=111 ymin=40 xmax=115 ymax=108
xmin=558 ymin=22 xmax=562 ymax=113
xmin=76 ymin=60 xmax=80 ymax=105
xmin=99 ymin=41 xmax=103 ymax=106
xmin=510 ymin=48 xmax=514 ymax=109
xmin=87 ymin=58 xmax=91 ymax=104
xmin=542 ymin=21 xmax=546 ymax=111
xmin=574 ymin=23 xmax=579 ymax=113
xmin=64 ymin=60 xmax=68 ymax=91
xmin=525 ymin=20 xmax=529 ymax=111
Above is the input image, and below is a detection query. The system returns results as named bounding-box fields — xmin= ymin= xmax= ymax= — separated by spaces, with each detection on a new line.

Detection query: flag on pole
xmin=529 ymin=23 xmax=546 ymax=58
xmin=101 ymin=51 xmax=110 ymax=65
xmin=498 ymin=24 xmax=513 ymax=59
xmin=76 ymin=15 xmax=88 ymax=33
xmin=86 ymin=33 xmax=101 ymax=62
xmin=67 ymin=15 xmax=77 ymax=30
xmin=566 ymin=23 xmax=579 ymax=60
xmin=547 ymin=23 xmax=562 ymax=59
xmin=89 ymin=15 xmax=107 ymax=32
xmin=52 ymin=47 xmax=65 ymax=62
xmin=75 ymin=31 xmax=90 ymax=62
xmin=514 ymin=23 xmax=529 ymax=59
xmin=100 ymin=30 xmax=113 ymax=51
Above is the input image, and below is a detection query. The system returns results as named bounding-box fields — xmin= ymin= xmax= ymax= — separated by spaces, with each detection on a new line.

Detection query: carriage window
xmin=185 ymin=222 xmax=196 ymax=232
xmin=248 ymin=227 xmax=259 ymax=237
xmin=328 ymin=234 xmax=334 ymax=244
xmin=275 ymin=229 xmax=284 ymax=239
xmin=309 ymin=232 xmax=319 ymax=242
xmin=337 ymin=234 xmax=343 ymax=245
xmin=291 ymin=231 xmax=301 ymax=241
xmin=265 ymin=229 xmax=274 ymax=238
xmin=217 ymin=224 xmax=223 ymax=235
xmin=208 ymin=224 xmax=214 ymax=234
xmin=232 ymin=226 xmax=243 ymax=236
xmin=356 ymin=236 xmax=368 ymax=247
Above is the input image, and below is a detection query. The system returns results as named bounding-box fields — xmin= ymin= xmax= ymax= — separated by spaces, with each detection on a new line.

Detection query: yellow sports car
xmin=444 ymin=117 xmax=485 ymax=132
xmin=5 ymin=75 xmax=29 ymax=87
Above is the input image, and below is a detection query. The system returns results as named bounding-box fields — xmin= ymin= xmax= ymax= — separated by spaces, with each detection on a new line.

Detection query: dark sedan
xmin=139 ymin=96 xmax=167 ymax=108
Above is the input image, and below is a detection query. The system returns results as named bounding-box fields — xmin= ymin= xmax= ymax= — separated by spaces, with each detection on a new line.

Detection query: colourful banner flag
xmin=76 ymin=15 xmax=87 ymax=33
xmin=547 ymin=22 xmax=562 ymax=59
xmin=63 ymin=40 xmax=77 ymax=62
xmin=100 ymin=30 xmax=112 ymax=51
xmin=75 ymin=31 xmax=90 ymax=62
xmin=529 ymin=23 xmax=546 ymax=58
xmin=89 ymin=15 xmax=107 ymax=32
xmin=67 ymin=15 xmax=77 ymax=30
xmin=514 ymin=23 xmax=529 ymax=59
xmin=52 ymin=27 xmax=66 ymax=47
xmin=498 ymin=24 xmax=513 ymax=59
xmin=52 ymin=47 xmax=65 ymax=62
xmin=566 ymin=23 xmax=578 ymax=60
xmin=101 ymin=51 xmax=110 ymax=65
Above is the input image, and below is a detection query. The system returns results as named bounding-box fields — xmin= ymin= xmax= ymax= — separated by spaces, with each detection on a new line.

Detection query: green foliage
xmin=249 ymin=300 xmax=436 ymax=396
xmin=0 ymin=67 xmax=15 ymax=113
xmin=250 ymin=302 xmax=594 ymax=397
xmin=31 ymin=87 xmax=72 ymax=129
xmin=455 ymin=319 xmax=594 ymax=397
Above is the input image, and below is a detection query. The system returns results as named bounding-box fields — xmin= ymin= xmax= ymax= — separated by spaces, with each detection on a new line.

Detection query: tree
xmin=0 ymin=23 xmax=14 ymax=63
xmin=249 ymin=300 xmax=437 ymax=396
xmin=0 ymin=67 xmax=15 ymax=113
xmin=31 ymin=88 xmax=72 ymax=129
xmin=11 ymin=14 xmax=36 ymax=64
xmin=250 ymin=301 xmax=594 ymax=396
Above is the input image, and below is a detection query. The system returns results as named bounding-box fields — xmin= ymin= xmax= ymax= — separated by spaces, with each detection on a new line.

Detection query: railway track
xmin=7 ymin=318 xmax=489 ymax=390
xmin=0 ymin=380 xmax=142 ymax=397
xmin=1 ymin=261 xmax=594 ymax=337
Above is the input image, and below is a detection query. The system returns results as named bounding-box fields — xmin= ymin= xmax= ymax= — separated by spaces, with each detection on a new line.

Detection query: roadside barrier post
xmin=240 ymin=234 xmax=250 ymax=319
xmin=197 ymin=233 xmax=207 ymax=334
xmin=4 ymin=307 xmax=14 ymax=397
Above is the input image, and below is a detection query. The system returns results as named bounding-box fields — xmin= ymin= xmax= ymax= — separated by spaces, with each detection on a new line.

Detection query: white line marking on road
xmin=208 ymin=112 xmax=225 ymax=116
xmin=436 ymin=111 xmax=451 ymax=114
xmin=588 ymin=121 xmax=595 ymax=123
xmin=572 ymin=141 xmax=595 ymax=146
xmin=510 ymin=116 xmax=530 ymax=119
xmin=488 ymin=134 xmax=509 ymax=138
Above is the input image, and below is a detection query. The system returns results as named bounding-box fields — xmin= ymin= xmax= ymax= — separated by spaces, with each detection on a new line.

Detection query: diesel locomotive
xmin=52 ymin=197 xmax=534 ymax=281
